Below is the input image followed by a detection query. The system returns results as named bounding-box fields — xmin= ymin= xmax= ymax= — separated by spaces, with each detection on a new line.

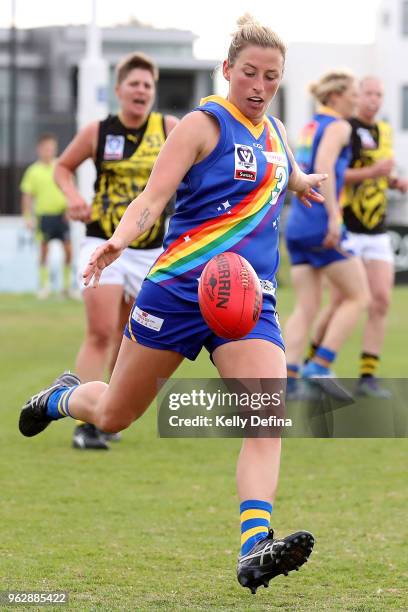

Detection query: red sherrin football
xmin=198 ymin=252 xmax=263 ymax=340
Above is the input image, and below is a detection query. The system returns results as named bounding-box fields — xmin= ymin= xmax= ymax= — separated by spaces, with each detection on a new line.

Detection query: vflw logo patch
xmin=234 ymin=144 xmax=257 ymax=181
xmin=104 ymin=135 xmax=125 ymax=160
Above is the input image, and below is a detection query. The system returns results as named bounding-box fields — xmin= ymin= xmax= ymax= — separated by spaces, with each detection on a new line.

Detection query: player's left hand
xmin=83 ymin=237 xmax=126 ymax=288
xmin=295 ymin=173 xmax=328 ymax=208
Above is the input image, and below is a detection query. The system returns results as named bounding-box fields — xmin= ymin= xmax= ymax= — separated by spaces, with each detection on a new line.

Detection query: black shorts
xmin=38 ymin=214 xmax=69 ymax=242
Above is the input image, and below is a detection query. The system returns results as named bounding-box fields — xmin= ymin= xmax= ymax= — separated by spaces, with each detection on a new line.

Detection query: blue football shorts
xmin=286 ymin=231 xmax=355 ymax=268
xmin=124 ymin=279 xmax=284 ymax=361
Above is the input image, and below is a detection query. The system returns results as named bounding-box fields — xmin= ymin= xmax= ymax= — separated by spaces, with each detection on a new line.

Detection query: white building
xmin=0 ymin=21 xmax=216 ymax=215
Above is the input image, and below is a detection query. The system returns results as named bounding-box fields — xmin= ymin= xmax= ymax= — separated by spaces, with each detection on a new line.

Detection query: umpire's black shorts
xmin=38 ymin=214 xmax=69 ymax=242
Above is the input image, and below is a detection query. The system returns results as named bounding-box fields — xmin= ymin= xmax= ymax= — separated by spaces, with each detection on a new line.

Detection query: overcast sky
xmin=1 ymin=0 xmax=383 ymax=59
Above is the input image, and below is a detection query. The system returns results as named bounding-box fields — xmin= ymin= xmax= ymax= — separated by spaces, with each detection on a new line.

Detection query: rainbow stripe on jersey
xmin=147 ymin=96 xmax=290 ymax=299
xmin=296 ymin=120 xmax=319 ymax=172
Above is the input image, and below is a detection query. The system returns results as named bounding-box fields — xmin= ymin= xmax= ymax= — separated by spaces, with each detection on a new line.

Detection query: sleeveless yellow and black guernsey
xmin=341 ymin=118 xmax=393 ymax=234
xmin=87 ymin=113 xmax=168 ymax=249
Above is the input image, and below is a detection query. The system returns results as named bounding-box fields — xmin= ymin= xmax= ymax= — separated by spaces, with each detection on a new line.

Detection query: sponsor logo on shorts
xmin=132 ymin=306 xmax=164 ymax=331
xmin=234 ymin=144 xmax=257 ymax=181
xmin=104 ymin=135 xmax=125 ymax=160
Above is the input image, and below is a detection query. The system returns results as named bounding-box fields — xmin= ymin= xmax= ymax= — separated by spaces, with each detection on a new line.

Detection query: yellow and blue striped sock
xmin=287 ymin=363 xmax=300 ymax=378
xmin=287 ymin=364 xmax=300 ymax=394
xmin=312 ymin=345 xmax=337 ymax=370
xmin=46 ymin=386 xmax=78 ymax=420
xmin=240 ymin=499 xmax=272 ymax=556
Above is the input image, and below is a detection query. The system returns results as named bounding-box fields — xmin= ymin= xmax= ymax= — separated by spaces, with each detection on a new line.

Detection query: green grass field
xmin=1 ymin=288 xmax=407 ymax=611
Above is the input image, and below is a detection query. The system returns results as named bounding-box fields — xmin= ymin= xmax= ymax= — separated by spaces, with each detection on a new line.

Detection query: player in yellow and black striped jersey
xmin=309 ymin=77 xmax=408 ymax=397
xmin=342 ymin=77 xmax=407 ymax=396
xmin=342 ymin=116 xmax=394 ymax=235
xmin=54 ymin=52 xmax=178 ymax=448
xmin=89 ymin=112 xmax=171 ymax=249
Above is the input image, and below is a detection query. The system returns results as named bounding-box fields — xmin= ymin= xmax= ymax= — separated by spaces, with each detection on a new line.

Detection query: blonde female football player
xmin=284 ymin=71 xmax=370 ymax=393
xmin=21 ymin=15 xmax=325 ymax=593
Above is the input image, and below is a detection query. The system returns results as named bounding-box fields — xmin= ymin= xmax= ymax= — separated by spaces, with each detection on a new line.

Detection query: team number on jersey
xmin=268 ymin=166 xmax=288 ymax=206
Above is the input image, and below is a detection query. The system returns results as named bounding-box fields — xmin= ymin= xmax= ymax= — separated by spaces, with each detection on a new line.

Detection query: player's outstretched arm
xmin=83 ymin=238 xmax=127 ymax=287
xmin=290 ymin=171 xmax=328 ymax=208
xmin=84 ymin=111 xmax=215 ymax=287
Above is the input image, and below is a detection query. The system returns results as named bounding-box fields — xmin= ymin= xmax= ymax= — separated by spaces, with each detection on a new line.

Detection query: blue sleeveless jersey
xmin=285 ymin=107 xmax=351 ymax=239
xmin=147 ymin=95 xmax=292 ymax=302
